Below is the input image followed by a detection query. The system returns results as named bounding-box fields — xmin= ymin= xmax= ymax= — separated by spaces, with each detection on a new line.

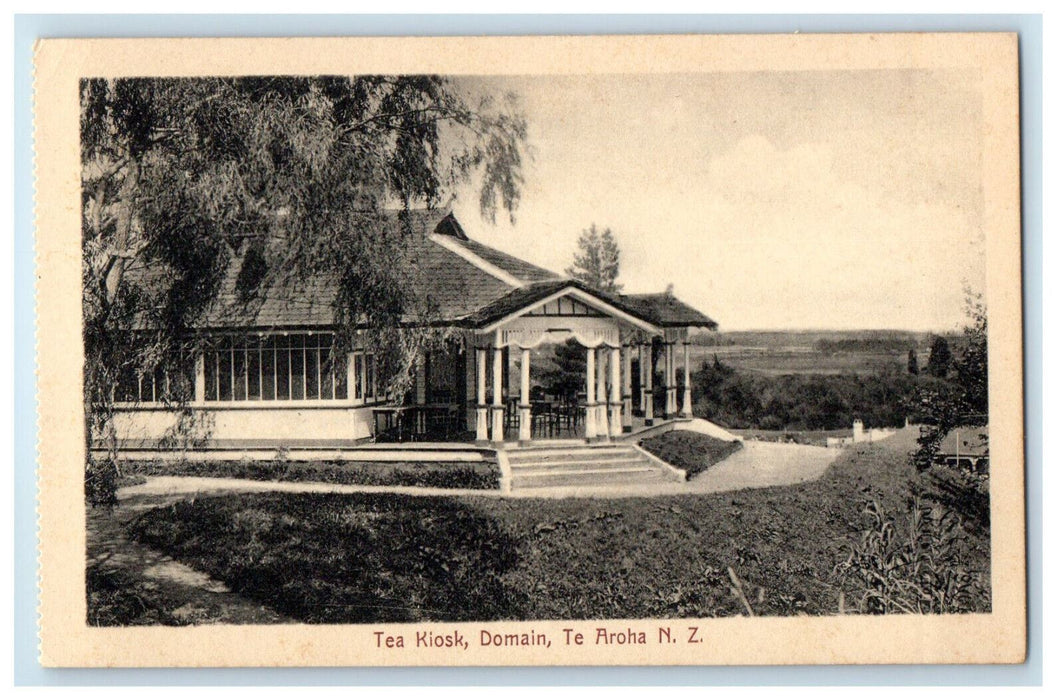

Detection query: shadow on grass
xmin=86 ymin=564 xmax=187 ymax=626
xmin=116 ymin=433 xmax=991 ymax=623
xmin=128 ymin=492 xmax=528 ymax=623
xmin=921 ymin=467 xmax=990 ymax=532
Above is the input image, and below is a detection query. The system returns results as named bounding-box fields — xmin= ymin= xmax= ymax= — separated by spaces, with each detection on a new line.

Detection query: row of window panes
xmin=113 ymin=335 xmax=384 ymax=404
xmin=202 ymin=334 xmax=382 ymax=403
xmin=115 ymin=357 xmax=194 ymax=404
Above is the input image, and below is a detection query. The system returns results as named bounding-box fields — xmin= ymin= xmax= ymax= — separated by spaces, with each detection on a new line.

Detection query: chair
xmin=530 ymin=400 xmax=554 ymax=438
xmin=506 ymin=396 xmax=521 ymax=431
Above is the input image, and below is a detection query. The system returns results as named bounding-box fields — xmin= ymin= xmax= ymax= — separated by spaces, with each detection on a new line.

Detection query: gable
xmin=523 ymin=295 xmax=606 ymax=318
xmin=466 ymin=279 xmax=662 ymax=334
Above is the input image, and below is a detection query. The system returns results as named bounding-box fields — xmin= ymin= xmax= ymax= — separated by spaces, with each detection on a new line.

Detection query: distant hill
xmin=690 ymin=329 xmax=960 ymax=351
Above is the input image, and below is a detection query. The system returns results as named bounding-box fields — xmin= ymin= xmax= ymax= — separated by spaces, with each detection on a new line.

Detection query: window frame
xmin=114 ymin=331 xmax=392 ymax=409
xmin=112 ymin=349 xmax=196 ymax=408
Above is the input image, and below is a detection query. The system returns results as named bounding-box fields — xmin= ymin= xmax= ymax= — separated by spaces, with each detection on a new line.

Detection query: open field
xmin=690 ymin=347 xmax=915 ymax=376
xmin=686 ymin=329 xmax=943 ymax=376
xmin=93 ymin=429 xmax=990 ymax=624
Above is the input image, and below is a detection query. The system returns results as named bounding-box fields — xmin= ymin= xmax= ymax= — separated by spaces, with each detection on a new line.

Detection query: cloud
xmin=635 ymin=134 xmax=985 ymax=330
xmin=453 ymin=73 xmax=985 ymax=331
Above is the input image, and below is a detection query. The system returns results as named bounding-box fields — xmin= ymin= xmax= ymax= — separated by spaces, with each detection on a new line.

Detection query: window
xmin=115 ymin=352 xmax=195 ymax=405
xmin=202 ymin=333 xmax=368 ymax=403
xmin=349 ymin=349 xmax=381 ymax=403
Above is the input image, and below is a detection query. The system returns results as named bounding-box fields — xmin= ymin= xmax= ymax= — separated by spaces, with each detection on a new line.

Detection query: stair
xmin=504 ymin=444 xmax=672 ymax=489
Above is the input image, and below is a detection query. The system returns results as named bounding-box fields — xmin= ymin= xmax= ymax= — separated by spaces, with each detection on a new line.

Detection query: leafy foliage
xmin=81 ymin=76 xmax=528 ymax=504
xmin=85 ymin=457 xmax=120 ymax=509
xmin=565 ymin=223 xmax=622 ymax=293
xmin=926 ymin=335 xmax=953 ymax=378
xmin=836 ymin=495 xmax=982 ymax=615
xmin=691 ymin=355 xmax=921 ymax=431
xmin=541 ymin=338 xmax=588 ymax=399
xmin=909 ymin=292 xmax=988 ymax=471
xmin=124 ymin=458 xmax=500 ymax=490
xmin=543 ymin=224 xmax=626 ymax=395
xmin=639 ymin=431 xmax=743 ymax=479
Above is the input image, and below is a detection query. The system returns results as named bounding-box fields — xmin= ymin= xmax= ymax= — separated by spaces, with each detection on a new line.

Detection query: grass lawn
xmin=87 ymin=562 xmax=189 ymax=626
xmin=119 ymin=431 xmax=990 ymax=623
xmin=639 ymin=431 xmax=743 ymax=478
xmin=123 ymin=458 xmax=500 ymax=490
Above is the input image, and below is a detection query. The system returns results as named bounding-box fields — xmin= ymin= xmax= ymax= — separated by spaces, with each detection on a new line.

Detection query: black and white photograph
xmin=34 ymin=33 xmax=1025 ymax=667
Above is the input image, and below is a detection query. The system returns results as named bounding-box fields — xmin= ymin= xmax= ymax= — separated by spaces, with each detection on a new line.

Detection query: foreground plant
xmin=836 ymin=495 xmax=983 ymax=615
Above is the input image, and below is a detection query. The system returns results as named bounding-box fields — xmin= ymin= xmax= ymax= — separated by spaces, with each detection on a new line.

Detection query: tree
xmin=954 ymin=293 xmax=988 ymax=417
xmin=542 ymin=224 xmax=623 ymax=399
xmin=81 ymin=76 xmax=528 ymax=504
xmin=910 ymin=293 xmax=989 ymax=471
xmin=541 ymin=338 xmax=587 ymax=400
xmin=907 ymin=349 xmax=920 ymax=376
xmin=926 ymin=335 xmax=953 ymax=378
xmin=565 ymin=223 xmax=622 ymax=293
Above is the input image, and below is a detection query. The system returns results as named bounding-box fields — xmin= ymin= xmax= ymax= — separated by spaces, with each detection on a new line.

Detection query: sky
xmin=448 ymin=71 xmax=986 ymax=332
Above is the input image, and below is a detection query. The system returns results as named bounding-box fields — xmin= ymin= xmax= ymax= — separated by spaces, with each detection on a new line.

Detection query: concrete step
xmin=506 ymin=446 xmax=638 ymax=463
xmin=503 ymin=444 xmax=673 ymax=489
xmin=509 ymin=456 xmax=650 ymax=472
xmin=506 ymin=446 xmax=633 ymax=464
xmin=510 ymin=466 xmax=663 ymax=489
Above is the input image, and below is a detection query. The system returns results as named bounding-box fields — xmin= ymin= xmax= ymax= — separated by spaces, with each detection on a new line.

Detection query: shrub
xmin=692 ymin=356 xmax=922 ymax=431
xmin=85 ymin=457 xmax=119 ymax=508
xmin=835 ymin=495 xmax=984 ymax=615
xmin=124 ymin=459 xmax=501 ymax=490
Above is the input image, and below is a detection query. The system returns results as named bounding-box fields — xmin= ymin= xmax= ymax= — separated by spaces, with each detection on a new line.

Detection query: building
xmin=935 ymin=426 xmax=989 ymax=473
xmin=110 ymin=210 xmax=717 ymax=449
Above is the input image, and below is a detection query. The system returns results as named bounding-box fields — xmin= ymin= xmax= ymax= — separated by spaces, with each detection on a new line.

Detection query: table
xmin=371 ymin=404 xmax=460 ymax=442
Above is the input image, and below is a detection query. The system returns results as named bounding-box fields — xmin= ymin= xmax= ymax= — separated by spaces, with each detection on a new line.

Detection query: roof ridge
xmin=428 ymin=232 xmax=524 ymax=288
xmin=457 ymin=237 xmax=560 ymax=280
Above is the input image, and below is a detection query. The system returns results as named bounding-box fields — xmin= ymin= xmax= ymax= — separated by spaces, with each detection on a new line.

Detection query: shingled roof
xmin=432 ymin=213 xmax=560 ymax=283
xmin=148 ymin=209 xmax=555 ymax=330
xmin=462 ymin=278 xmax=660 ymax=329
xmin=125 ymin=210 xmax=717 ymax=333
xmin=620 ymin=293 xmax=718 ymax=329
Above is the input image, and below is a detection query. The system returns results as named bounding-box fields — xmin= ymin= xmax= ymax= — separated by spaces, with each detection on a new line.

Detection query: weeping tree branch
xmin=80 ymin=75 xmax=529 ymax=505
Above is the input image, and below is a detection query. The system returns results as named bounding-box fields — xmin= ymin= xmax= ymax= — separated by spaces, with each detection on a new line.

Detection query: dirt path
xmin=685 ymin=440 xmax=839 ymax=491
xmin=87 ymin=493 xmax=290 ymax=625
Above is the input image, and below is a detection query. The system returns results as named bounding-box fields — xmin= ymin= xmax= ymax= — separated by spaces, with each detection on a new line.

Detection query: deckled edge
xmin=32 ymin=36 xmax=43 ymax=666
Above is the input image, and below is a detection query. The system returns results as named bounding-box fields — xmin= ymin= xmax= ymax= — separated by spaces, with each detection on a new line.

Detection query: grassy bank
xmin=123 ymin=458 xmax=500 ymax=490
xmin=116 ymin=430 xmax=990 ymax=623
xmin=639 ymin=431 xmax=743 ymax=478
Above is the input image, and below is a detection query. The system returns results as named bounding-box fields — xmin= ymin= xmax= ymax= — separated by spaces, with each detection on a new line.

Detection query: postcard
xmin=34 ymin=33 xmax=1024 ymax=666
